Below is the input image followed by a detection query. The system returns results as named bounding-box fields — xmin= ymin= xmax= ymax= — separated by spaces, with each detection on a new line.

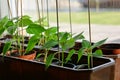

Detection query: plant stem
xmin=88 ymin=51 xmax=93 ymax=69
xmin=44 ymin=49 xmax=48 ymax=63
xmin=61 ymin=51 xmax=64 ymax=66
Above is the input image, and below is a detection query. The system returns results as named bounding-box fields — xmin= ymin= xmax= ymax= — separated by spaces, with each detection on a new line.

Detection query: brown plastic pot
xmin=18 ymin=51 xmax=36 ymax=60
xmin=100 ymin=43 xmax=120 ymax=80
xmin=100 ymin=43 xmax=120 ymax=55
xmin=6 ymin=50 xmax=36 ymax=60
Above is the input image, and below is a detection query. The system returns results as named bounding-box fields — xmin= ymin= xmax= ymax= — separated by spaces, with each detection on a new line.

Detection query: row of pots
xmin=1 ymin=35 xmax=120 ymax=55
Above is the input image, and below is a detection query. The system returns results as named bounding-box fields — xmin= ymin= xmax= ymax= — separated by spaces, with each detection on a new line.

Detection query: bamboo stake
xmin=55 ymin=0 xmax=60 ymax=60
xmin=15 ymin=0 xmax=19 ymax=17
xmin=88 ymin=0 xmax=93 ymax=68
xmin=15 ymin=0 xmax=20 ymax=52
xmin=36 ymin=0 xmax=41 ymax=24
xmin=88 ymin=0 xmax=92 ymax=43
xmin=20 ymin=0 xmax=24 ymax=52
xmin=68 ymin=0 xmax=72 ymax=37
xmin=7 ymin=0 xmax=13 ymax=19
xmin=41 ymin=0 xmax=44 ymax=18
xmin=46 ymin=0 xmax=49 ymax=27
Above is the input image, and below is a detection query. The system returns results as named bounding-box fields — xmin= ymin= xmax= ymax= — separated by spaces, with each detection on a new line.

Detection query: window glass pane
xmin=0 ymin=0 xmax=120 ymax=43
xmin=0 ymin=0 xmax=8 ymax=18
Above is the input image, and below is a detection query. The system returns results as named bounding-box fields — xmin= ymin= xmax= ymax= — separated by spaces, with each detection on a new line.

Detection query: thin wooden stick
xmin=41 ymin=0 xmax=44 ymax=18
xmin=36 ymin=0 xmax=41 ymax=24
xmin=20 ymin=0 xmax=23 ymax=18
xmin=20 ymin=0 xmax=24 ymax=51
xmin=15 ymin=0 xmax=19 ymax=17
xmin=88 ymin=0 xmax=93 ymax=68
xmin=55 ymin=0 xmax=60 ymax=60
xmin=88 ymin=0 xmax=92 ymax=43
xmin=14 ymin=0 xmax=19 ymax=51
xmin=46 ymin=0 xmax=49 ymax=27
xmin=68 ymin=0 xmax=72 ymax=37
xmin=15 ymin=0 xmax=19 ymax=37
xmin=7 ymin=0 xmax=13 ymax=18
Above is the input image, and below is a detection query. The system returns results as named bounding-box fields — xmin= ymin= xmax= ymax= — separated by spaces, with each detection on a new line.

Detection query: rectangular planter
xmin=0 ymin=53 xmax=114 ymax=80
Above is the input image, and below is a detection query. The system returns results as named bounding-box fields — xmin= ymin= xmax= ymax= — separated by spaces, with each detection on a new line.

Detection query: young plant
xmin=77 ymin=38 xmax=108 ymax=68
xmin=41 ymin=31 xmax=84 ymax=69
xmin=26 ymin=18 xmax=59 ymax=69
xmin=58 ymin=32 xmax=84 ymax=66
xmin=41 ymin=39 xmax=58 ymax=69
xmin=2 ymin=15 xmax=43 ymax=57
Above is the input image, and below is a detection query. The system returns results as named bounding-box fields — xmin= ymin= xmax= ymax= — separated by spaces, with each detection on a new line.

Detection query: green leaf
xmin=42 ymin=40 xmax=58 ymax=49
xmin=82 ymin=40 xmax=91 ymax=48
xmin=36 ymin=53 xmax=43 ymax=60
xmin=62 ymin=38 xmax=75 ymax=50
xmin=36 ymin=17 xmax=47 ymax=23
xmin=7 ymin=26 xmax=17 ymax=35
xmin=2 ymin=41 xmax=12 ymax=56
xmin=0 ymin=16 xmax=9 ymax=36
xmin=3 ymin=21 xmax=14 ymax=31
xmin=4 ymin=20 xmax=14 ymax=29
xmin=21 ymin=15 xmax=31 ymax=19
xmin=47 ymin=34 xmax=58 ymax=41
xmin=26 ymin=24 xmax=46 ymax=35
xmin=77 ymin=48 xmax=84 ymax=63
xmin=45 ymin=27 xmax=57 ymax=36
xmin=73 ymin=32 xmax=84 ymax=41
xmin=0 ymin=16 xmax=9 ymax=27
xmin=60 ymin=32 xmax=70 ymax=42
xmin=17 ymin=15 xmax=33 ymax=27
xmin=65 ymin=49 xmax=75 ymax=63
xmin=18 ymin=18 xmax=33 ymax=27
xmin=92 ymin=38 xmax=107 ymax=49
xmin=59 ymin=32 xmax=73 ymax=50
xmin=0 ymin=27 xmax=5 ymax=36
xmin=25 ymin=35 xmax=39 ymax=53
xmin=45 ymin=54 xmax=55 ymax=69
xmin=93 ymin=49 xmax=103 ymax=57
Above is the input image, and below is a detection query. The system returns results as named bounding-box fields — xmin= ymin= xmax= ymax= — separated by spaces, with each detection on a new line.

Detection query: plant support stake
xmin=88 ymin=0 xmax=93 ymax=68
xmin=68 ymin=0 xmax=72 ymax=37
xmin=55 ymin=0 xmax=60 ymax=60
xmin=46 ymin=0 xmax=49 ymax=27
xmin=36 ymin=0 xmax=41 ymax=24
xmin=7 ymin=0 xmax=13 ymax=19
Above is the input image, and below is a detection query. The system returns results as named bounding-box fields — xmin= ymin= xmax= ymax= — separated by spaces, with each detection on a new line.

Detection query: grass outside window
xmin=47 ymin=12 xmax=120 ymax=25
